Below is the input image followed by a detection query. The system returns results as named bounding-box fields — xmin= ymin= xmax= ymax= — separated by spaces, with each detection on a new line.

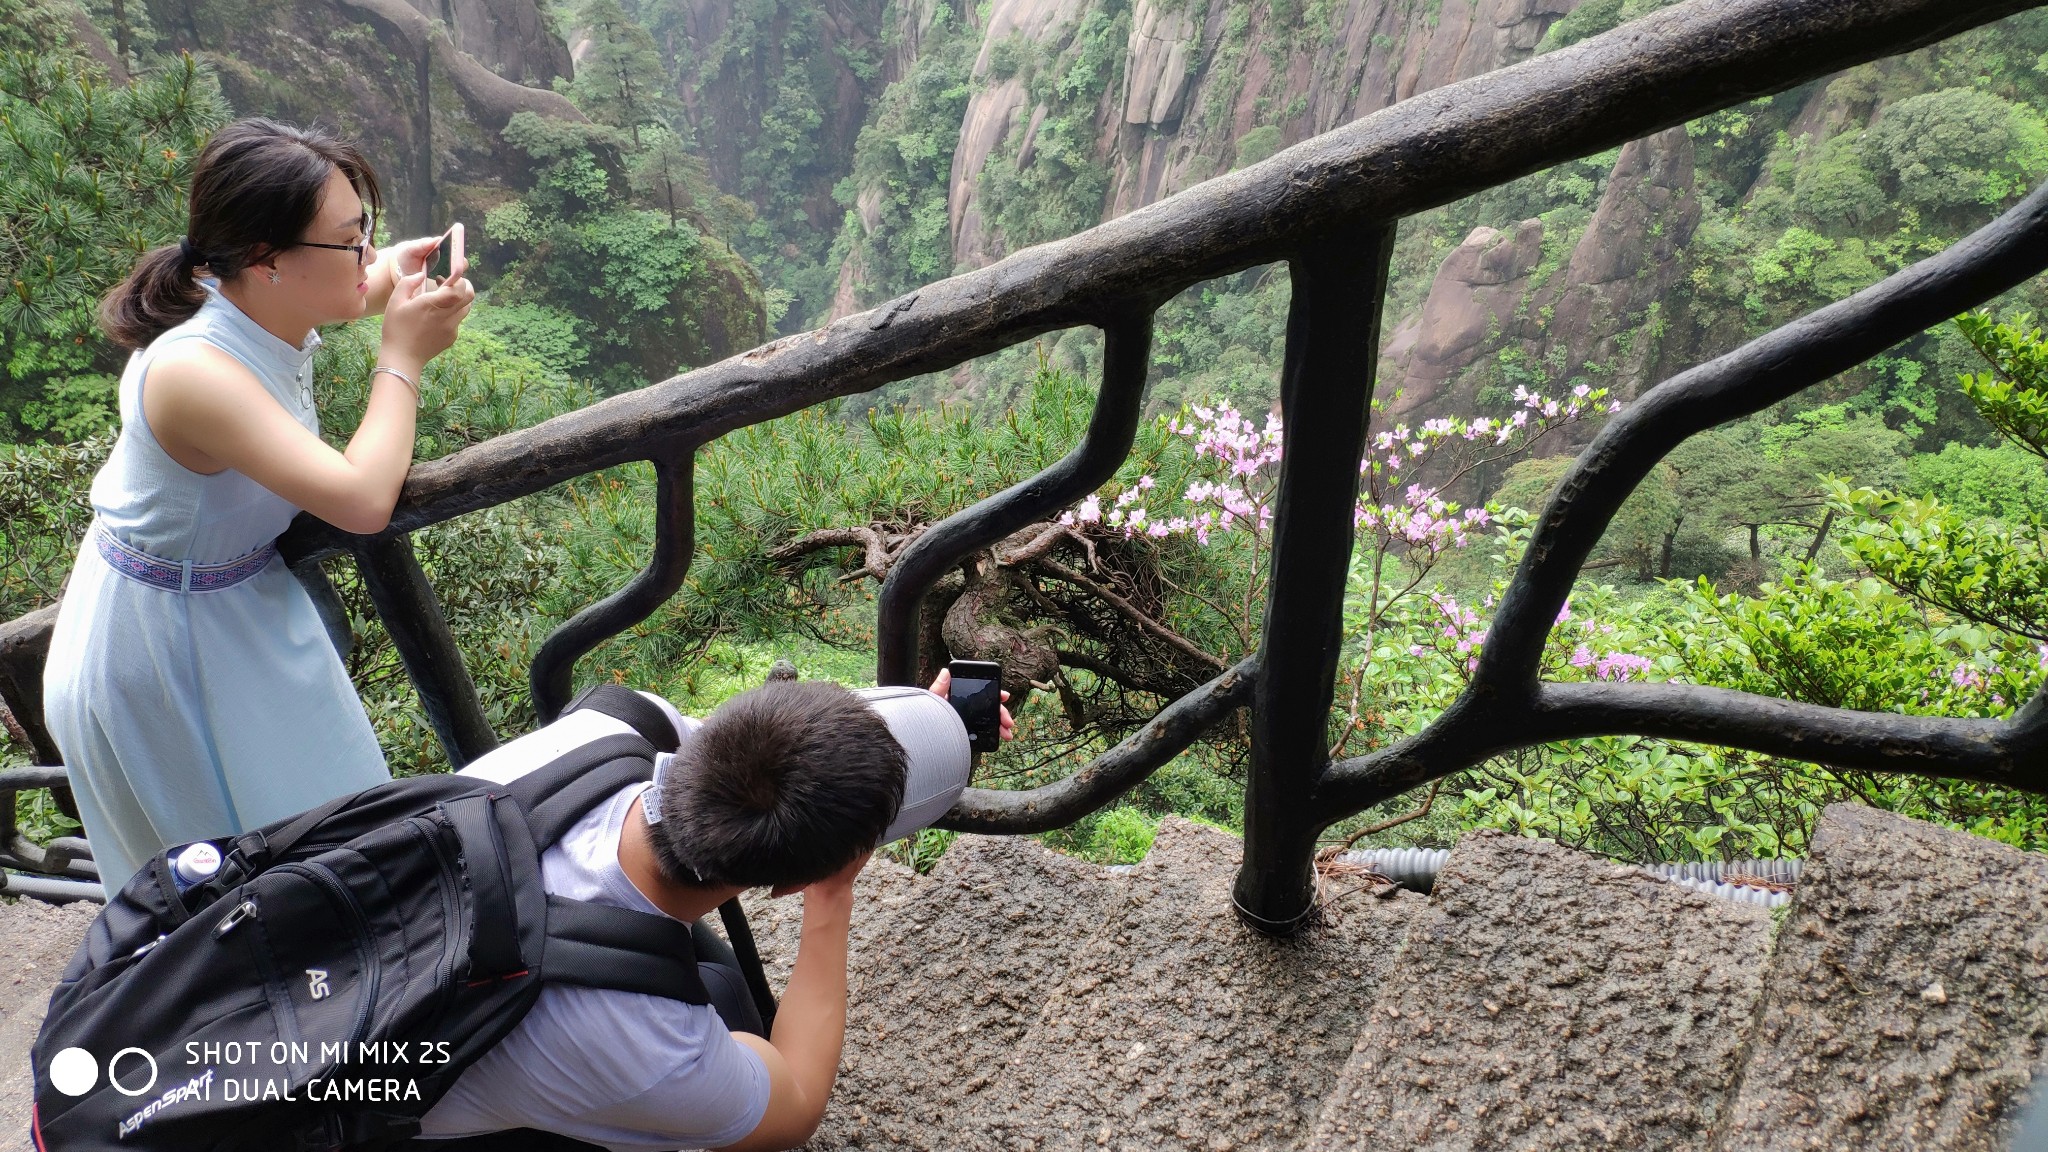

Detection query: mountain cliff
xmin=831 ymin=0 xmax=1581 ymax=311
xmin=140 ymin=0 xmax=582 ymax=234
xmin=789 ymin=0 xmax=2045 ymax=451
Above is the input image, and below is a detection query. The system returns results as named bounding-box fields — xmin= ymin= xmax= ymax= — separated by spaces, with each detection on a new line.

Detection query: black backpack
xmin=29 ymin=686 xmax=766 ymax=1152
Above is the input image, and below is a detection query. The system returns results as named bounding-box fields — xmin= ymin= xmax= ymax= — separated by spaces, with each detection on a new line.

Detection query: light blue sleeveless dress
xmin=42 ymin=281 xmax=390 ymax=892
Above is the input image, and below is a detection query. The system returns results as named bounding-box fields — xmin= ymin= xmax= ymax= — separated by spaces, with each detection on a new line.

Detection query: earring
xmin=267 ymin=270 xmax=281 ymax=285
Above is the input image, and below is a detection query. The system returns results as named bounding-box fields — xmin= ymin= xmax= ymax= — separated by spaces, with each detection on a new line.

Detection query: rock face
xmin=140 ymin=0 xmax=584 ymax=236
xmin=1542 ymin=125 xmax=1702 ymax=392
xmin=1712 ymin=804 xmax=2048 ymax=1152
xmin=1105 ymin=0 xmax=1579 ymax=228
xmin=401 ymin=0 xmax=571 ymax=87
xmin=4 ymin=807 xmax=2045 ymax=1152
xmin=1311 ymin=830 xmax=1773 ymax=1149
xmin=1382 ymin=125 xmax=1701 ymax=428
xmin=946 ymin=0 xmax=1097 ymax=269
xmin=665 ymin=0 xmax=889 ymax=241
xmin=1120 ymin=0 xmax=1199 ymax=128
xmin=830 ymin=0 xmax=1582 ymax=317
xmin=1380 ymin=218 xmax=1546 ymax=404
xmin=954 ymin=818 xmax=1419 ymax=1151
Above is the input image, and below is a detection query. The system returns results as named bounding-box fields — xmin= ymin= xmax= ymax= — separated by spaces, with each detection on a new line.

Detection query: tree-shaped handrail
xmin=4 ymin=0 xmax=2043 ymax=926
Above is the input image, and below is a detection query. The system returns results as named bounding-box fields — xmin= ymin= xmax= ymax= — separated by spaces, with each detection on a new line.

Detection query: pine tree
xmin=569 ymin=0 xmax=676 ymax=149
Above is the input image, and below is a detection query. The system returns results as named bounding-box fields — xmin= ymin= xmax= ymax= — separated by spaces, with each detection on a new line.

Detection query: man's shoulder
xmin=459 ymin=692 xmax=696 ymax=785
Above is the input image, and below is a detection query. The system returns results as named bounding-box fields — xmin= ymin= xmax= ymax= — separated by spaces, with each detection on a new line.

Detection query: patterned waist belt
xmin=93 ymin=521 xmax=278 ymax=594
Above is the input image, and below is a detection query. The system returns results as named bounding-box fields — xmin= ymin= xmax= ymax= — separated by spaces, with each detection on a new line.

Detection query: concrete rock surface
xmin=5 ymin=806 xmax=2044 ymax=1152
xmin=956 ymin=817 xmax=1419 ymax=1152
xmin=1711 ymin=803 xmax=2048 ymax=1152
xmin=0 ymin=898 xmax=97 ymax=1152
xmin=803 ymin=835 xmax=1124 ymax=1150
xmin=1310 ymin=830 xmax=1772 ymax=1150
xmin=738 ymin=856 xmax=929 ymax=996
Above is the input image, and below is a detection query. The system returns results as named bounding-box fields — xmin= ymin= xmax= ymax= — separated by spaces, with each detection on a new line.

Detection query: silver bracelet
xmin=371 ymin=365 xmax=421 ymax=407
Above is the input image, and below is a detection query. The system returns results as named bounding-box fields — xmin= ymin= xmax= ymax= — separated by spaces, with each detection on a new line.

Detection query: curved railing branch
xmin=1528 ymin=682 xmax=2047 ymax=790
xmin=877 ymin=316 xmax=1155 ymax=686
xmin=530 ymin=453 xmax=696 ymax=722
xmin=1314 ymin=179 xmax=2048 ymax=825
xmin=938 ymin=657 xmax=1259 ymax=834
xmin=1316 ymin=680 xmax=2048 ymax=819
xmin=353 ymin=535 xmax=498 ymax=766
xmin=277 ymin=0 xmax=2033 ymax=566
xmin=1477 ymin=177 xmax=2048 ymax=685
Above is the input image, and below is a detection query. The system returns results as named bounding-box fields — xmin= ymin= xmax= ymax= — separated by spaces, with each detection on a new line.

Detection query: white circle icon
xmin=107 ymin=1048 xmax=158 ymax=1097
xmin=49 ymin=1047 xmax=97 ymax=1096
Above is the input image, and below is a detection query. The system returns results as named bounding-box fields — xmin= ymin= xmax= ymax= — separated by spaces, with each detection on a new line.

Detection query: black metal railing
xmin=4 ymin=0 xmax=2047 ymax=930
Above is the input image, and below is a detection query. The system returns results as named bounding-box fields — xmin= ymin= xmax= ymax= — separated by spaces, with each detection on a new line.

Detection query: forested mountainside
xmin=6 ymin=0 xmax=2048 ymax=866
xmin=611 ymin=0 xmax=2048 ymax=453
xmin=18 ymin=0 xmax=2048 ymax=438
xmin=0 ymin=0 xmax=766 ymax=415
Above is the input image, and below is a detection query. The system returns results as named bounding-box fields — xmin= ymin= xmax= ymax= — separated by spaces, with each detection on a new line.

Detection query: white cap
xmin=855 ymin=686 xmax=973 ymax=844
xmin=172 ymin=841 xmax=221 ymax=884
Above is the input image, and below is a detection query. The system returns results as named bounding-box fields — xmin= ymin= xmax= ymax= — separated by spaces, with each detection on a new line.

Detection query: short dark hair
xmin=99 ymin=117 xmax=383 ymax=350
xmin=651 ymin=681 xmax=907 ymax=890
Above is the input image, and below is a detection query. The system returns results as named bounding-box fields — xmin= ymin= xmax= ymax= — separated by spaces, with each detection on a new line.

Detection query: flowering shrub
xmin=1057 ymin=385 xmax=1613 ymax=669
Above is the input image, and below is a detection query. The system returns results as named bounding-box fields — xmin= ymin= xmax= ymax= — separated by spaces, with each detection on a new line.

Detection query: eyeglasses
xmin=288 ymin=217 xmax=374 ymax=266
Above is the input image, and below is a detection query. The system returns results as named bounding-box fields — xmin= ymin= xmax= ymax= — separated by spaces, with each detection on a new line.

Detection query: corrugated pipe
xmin=1341 ymin=850 xmax=1800 ymax=909
xmin=1 ymin=871 xmax=105 ymax=904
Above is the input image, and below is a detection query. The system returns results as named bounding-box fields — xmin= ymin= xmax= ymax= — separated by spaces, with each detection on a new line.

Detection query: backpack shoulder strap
xmin=562 ymin=684 xmax=683 ymax=753
xmin=505 ymin=732 xmax=658 ymax=849
xmin=543 ymin=895 xmax=709 ymax=1004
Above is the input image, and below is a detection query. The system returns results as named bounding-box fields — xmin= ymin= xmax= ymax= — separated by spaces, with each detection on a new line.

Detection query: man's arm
xmin=715 ymin=855 xmax=864 ymax=1152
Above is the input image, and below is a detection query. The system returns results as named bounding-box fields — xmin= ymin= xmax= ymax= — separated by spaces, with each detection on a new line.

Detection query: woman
xmin=42 ymin=117 xmax=475 ymax=891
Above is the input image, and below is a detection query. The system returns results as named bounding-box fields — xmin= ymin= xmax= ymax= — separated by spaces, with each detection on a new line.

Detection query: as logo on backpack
xmin=30 ymin=688 xmax=719 ymax=1152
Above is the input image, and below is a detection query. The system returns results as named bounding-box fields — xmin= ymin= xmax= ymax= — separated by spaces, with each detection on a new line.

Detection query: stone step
xmin=737 ymin=853 xmax=929 ymax=996
xmin=0 ymin=899 xmax=97 ymax=1152
xmin=955 ymin=817 xmax=1422 ymax=1152
xmin=804 ymin=834 xmax=1128 ymax=1150
xmin=13 ymin=806 xmax=2047 ymax=1152
xmin=1709 ymin=803 xmax=2048 ymax=1152
xmin=1309 ymin=830 xmax=1774 ymax=1150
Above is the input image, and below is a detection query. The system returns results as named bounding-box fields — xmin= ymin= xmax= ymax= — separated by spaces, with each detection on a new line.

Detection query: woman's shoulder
xmin=145 ymin=337 xmax=264 ymax=394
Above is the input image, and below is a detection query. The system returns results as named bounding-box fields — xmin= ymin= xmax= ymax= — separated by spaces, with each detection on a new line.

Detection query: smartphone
xmin=426 ymin=222 xmax=465 ymax=285
xmin=946 ymin=660 xmax=1003 ymax=753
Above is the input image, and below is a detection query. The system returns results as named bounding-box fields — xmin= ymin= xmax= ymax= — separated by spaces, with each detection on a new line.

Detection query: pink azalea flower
xmin=1595 ymin=653 xmax=1653 ymax=681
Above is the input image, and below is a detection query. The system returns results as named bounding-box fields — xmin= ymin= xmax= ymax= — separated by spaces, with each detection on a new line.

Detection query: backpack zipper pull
xmin=213 ymin=899 xmax=258 ymax=939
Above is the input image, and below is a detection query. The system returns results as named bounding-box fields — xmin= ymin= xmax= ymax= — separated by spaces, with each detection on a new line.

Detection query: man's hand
xmin=720 ymin=855 xmax=868 ymax=1150
xmin=767 ymin=849 xmax=871 ymax=903
xmin=926 ymin=668 xmax=1018 ymax=742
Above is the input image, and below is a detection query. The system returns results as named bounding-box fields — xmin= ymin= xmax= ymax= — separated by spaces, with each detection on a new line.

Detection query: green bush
xmin=0 ymin=49 xmax=230 ymax=434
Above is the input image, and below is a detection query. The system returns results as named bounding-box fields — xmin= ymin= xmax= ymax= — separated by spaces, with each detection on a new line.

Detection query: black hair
xmin=99 ymin=117 xmax=383 ymax=351
xmin=651 ymin=681 xmax=907 ymax=890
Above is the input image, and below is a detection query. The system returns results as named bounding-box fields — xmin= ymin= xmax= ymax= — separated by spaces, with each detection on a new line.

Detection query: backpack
xmin=29 ymin=686 xmax=766 ymax=1152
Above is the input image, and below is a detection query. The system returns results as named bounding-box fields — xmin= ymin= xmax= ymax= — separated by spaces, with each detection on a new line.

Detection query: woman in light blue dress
xmin=42 ymin=118 xmax=475 ymax=891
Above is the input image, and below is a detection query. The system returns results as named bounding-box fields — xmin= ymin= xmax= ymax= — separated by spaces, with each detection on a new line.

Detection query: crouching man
xmin=414 ymin=671 xmax=1010 ymax=1151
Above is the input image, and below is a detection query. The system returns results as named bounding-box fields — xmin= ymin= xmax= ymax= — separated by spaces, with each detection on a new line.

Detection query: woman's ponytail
xmin=95 ymin=117 xmax=383 ymax=352
xmin=99 ymin=242 xmax=208 ymax=352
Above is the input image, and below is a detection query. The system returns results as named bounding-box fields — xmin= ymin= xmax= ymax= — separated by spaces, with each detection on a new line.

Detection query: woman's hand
xmin=365 ymin=233 xmax=468 ymax=313
xmin=379 ymin=266 xmax=475 ymax=368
